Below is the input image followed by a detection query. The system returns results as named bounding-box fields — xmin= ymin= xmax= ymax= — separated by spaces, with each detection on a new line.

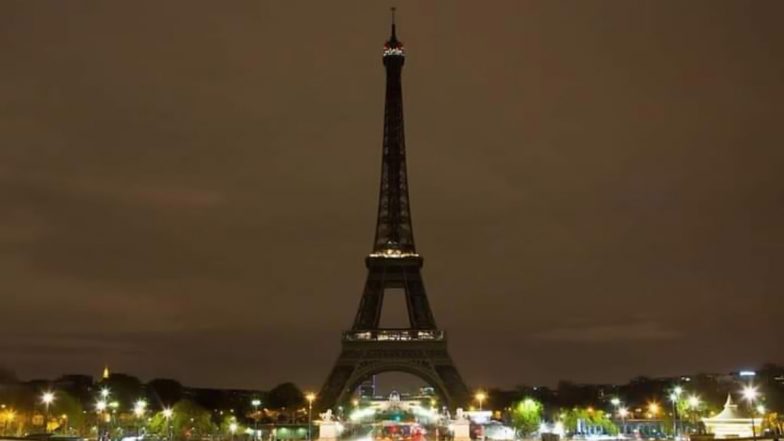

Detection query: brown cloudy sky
xmin=1 ymin=1 xmax=783 ymax=390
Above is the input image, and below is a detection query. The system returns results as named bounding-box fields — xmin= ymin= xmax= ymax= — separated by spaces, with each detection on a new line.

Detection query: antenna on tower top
xmin=390 ymin=7 xmax=397 ymax=39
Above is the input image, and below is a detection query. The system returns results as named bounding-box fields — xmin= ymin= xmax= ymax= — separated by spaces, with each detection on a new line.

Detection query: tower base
xmin=317 ymin=330 xmax=470 ymax=410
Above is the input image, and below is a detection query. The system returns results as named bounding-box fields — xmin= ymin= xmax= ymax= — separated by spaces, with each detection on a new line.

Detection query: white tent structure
xmin=702 ymin=394 xmax=759 ymax=439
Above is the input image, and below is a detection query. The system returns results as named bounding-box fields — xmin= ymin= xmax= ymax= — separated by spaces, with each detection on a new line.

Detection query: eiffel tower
xmin=317 ymin=14 xmax=470 ymax=410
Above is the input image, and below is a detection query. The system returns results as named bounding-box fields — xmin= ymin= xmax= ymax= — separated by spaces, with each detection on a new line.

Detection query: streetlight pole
xmin=41 ymin=392 xmax=55 ymax=434
xmin=163 ymin=408 xmax=173 ymax=441
xmin=742 ymin=386 xmax=759 ymax=441
xmin=97 ymin=400 xmax=107 ymax=441
xmin=475 ymin=391 xmax=486 ymax=412
xmin=229 ymin=422 xmax=238 ymax=441
xmin=134 ymin=400 xmax=147 ymax=438
xmin=252 ymin=399 xmax=261 ymax=441
xmin=305 ymin=393 xmax=316 ymax=441
xmin=618 ymin=407 xmax=629 ymax=438
xmin=610 ymin=398 xmax=621 ymax=439
xmin=670 ymin=386 xmax=682 ymax=439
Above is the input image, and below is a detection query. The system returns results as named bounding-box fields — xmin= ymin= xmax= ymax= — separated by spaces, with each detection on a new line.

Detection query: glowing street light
xmin=229 ymin=421 xmax=238 ymax=441
xmin=670 ymin=386 xmax=683 ymax=437
xmin=305 ymin=393 xmax=316 ymax=441
xmin=251 ymin=399 xmax=261 ymax=441
xmin=687 ymin=395 xmax=700 ymax=409
xmin=41 ymin=392 xmax=55 ymax=433
xmin=742 ymin=386 xmax=758 ymax=402
xmin=96 ymin=401 xmax=107 ymax=412
xmin=133 ymin=399 xmax=147 ymax=437
xmin=42 ymin=392 xmax=55 ymax=405
xmin=100 ymin=388 xmax=110 ymax=399
xmin=475 ymin=391 xmax=487 ymax=411
xmin=162 ymin=408 xmax=173 ymax=441
xmin=647 ymin=402 xmax=660 ymax=417
xmin=741 ymin=385 xmax=759 ymax=440
xmin=134 ymin=400 xmax=147 ymax=417
xmin=611 ymin=398 xmax=621 ymax=407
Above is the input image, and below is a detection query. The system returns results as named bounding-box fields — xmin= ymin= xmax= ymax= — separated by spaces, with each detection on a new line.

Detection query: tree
xmin=100 ymin=373 xmax=144 ymax=409
xmin=511 ymin=397 xmax=543 ymax=437
xmin=561 ymin=408 xmax=618 ymax=436
xmin=267 ymin=383 xmax=304 ymax=409
xmin=148 ymin=379 xmax=184 ymax=407
xmin=51 ymin=391 xmax=86 ymax=435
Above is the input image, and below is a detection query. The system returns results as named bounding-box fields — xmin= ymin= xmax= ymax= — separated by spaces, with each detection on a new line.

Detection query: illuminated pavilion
xmin=702 ymin=394 xmax=759 ymax=439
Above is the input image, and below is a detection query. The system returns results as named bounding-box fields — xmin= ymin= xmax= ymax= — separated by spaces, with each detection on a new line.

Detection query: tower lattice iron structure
xmin=317 ymin=15 xmax=470 ymax=410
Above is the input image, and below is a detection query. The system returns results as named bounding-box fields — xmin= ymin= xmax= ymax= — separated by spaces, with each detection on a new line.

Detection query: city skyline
xmin=1 ymin=1 xmax=782 ymax=391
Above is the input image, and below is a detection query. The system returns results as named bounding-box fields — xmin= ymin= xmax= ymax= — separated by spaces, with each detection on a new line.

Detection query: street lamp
xmin=229 ymin=421 xmax=238 ymax=441
xmin=618 ymin=407 xmax=629 ymax=438
xmin=96 ymin=400 xmax=107 ymax=441
xmin=305 ymin=393 xmax=316 ymax=441
xmin=163 ymin=408 xmax=173 ymax=441
xmin=742 ymin=385 xmax=759 ymax=441
xmin=670 ymin=386 xmax=683 ymax=438
xmin=41 ymin=392 xmax=55 ymax=433
xmin=684 ymin=395 xmax=700 ymax=435
xmin=251 ymin=399 xmax=261 ymax=441
xmin=475 ymin=391 xmax=487 ymax=411
xmin=134 ymin=400 xmax=147 ymax=437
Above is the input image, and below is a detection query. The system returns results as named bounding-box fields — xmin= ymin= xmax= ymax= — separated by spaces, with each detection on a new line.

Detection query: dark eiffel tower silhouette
xmin=317 ymin=13 xmax=470 ymax=410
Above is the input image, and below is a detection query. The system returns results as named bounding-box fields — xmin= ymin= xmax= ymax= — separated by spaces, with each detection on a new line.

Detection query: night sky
xmin=1 ymin=1 xmax=783 ymax=391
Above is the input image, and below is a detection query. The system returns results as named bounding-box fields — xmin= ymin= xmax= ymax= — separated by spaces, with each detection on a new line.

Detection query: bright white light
xmin=42 ymin=392 xmax=55 ymax=405
xmin=687 ymin=396 xmax=700 ymax=408
xmin=611 ymin=398 xmax=621 ymax=407
xmin=163 ymin=408 xmax=173 ymax=419
xmin=739 ymin=371 xmax=756 ymax=377
xmin=618 ymin=407 xmax=629 ymax=418
xmin=133 ymin=400 xmax=147 ymax=417
xmin=96 ymin=401 xmax=107 ymax=412
xmin=756 ymin=404 xmax=765 ymax=415
xmin=101 ymin=388 xmax=110 ymax=398
xmin=742 ymin=386 xmax=758 ymax=402
xmin=229 ymin=422 xmax=238 ymax=433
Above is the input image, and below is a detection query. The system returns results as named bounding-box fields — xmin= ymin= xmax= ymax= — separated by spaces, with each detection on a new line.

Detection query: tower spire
xmin=375 ymin=9 xmax=412 ymax=255
xmin=390 ymin=7 xmax=397 ymax=40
